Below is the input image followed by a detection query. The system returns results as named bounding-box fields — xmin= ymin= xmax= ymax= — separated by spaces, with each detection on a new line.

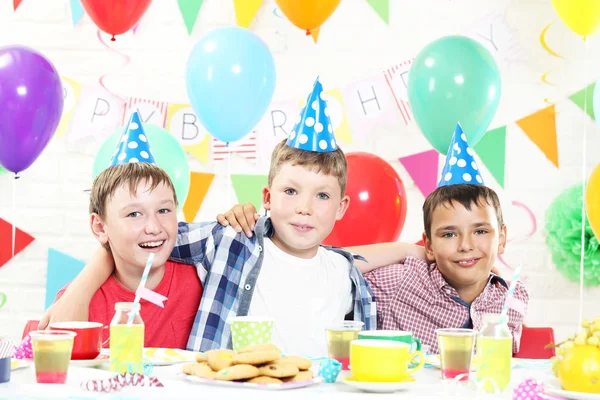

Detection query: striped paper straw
xmin=500 ymin=263 xmax=522 ymax=321
xmin=0 ymin=340 xmax=14 ymax=359
xmin=127 ymin=253 xmax=155 ymax=324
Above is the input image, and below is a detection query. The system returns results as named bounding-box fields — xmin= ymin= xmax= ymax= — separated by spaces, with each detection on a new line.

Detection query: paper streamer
xmin=539 ymin=22 xmax=565 ymax=106
xmin=81 ymin=373 xmax=164 ymax=393
xmin=96 ymin=29 xmax=130 ymax=102
xmin=498 ymin=201 xmax=536 ymax=271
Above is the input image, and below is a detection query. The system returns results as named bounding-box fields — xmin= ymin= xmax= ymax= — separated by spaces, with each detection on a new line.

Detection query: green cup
xmin=358 ymin=330 xmax=422 ymax=352
xmin=229 ymin=316 xmax=274 ymax=351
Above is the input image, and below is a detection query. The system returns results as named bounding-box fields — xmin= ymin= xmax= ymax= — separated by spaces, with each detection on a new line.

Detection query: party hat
xmin=109 ymin=112 xmax=156 ymax=166
xmin=438 ymin=122 xmax=484 ymax=187
xmin=287 ymin=77 xmax=338 ymax=152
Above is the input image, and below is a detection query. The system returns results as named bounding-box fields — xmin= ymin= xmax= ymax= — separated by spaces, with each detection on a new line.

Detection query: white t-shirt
xmin=247 ymin=238 xmax=353 ymax=357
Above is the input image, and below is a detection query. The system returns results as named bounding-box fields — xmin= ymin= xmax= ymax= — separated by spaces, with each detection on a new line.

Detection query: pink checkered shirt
xmin=363 ymin=257 xmax=529 ymax=354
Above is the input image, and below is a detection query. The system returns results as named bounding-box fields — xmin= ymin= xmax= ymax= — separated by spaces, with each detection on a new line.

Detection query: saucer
xmin=70 ymin=354 xmax=109 ymax=368
xmin=341 ymin=376 xmax=416 ymax=393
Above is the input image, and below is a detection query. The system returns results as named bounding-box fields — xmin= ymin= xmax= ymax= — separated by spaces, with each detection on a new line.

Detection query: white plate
xmin=545 ymin=377 xmax=600 ymax=400
xmin=340 ymin=376 xmax=416 ymax=393
xmin=70 ymin=354 xmax=110 ymax=368
xmin=184 ymin=374 xmax=324 ymax=390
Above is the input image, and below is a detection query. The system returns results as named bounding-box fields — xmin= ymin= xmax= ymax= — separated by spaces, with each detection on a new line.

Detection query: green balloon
xmin=407 ymin=35 xmax=501 ymax=154
xmin=93 ymin=124 xmax=190 ymax=210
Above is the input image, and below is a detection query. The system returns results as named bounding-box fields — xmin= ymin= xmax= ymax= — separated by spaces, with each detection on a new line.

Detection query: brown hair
xmin=422 ymin=184 xmax=504 ymax=239
xmin=268 ymin=139 xmax=348 ymax=195
xmin=90 ymin=163 xmax=178 ymax=219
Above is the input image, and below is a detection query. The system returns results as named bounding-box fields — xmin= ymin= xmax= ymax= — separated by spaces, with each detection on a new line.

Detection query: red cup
xmin=48 ymin=322 xmax=107 ymax=360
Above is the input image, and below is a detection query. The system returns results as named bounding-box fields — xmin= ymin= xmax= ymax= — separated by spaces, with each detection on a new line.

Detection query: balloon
xmin=407 ymin=36 xmax=501 ymax=154
xmin=594 ymin=79 xmax=600 ymax=127
xmin=81 ymin=0 xmax=152 ymax=39
xmin=551 ymin=0 xmax=600 ymax=37
xmin=323 ymin=152 xmax=407 ymax=247
xmin=275 ymin=0 xmax=342 ymax=34
xmin=185 ymin=27 xmax=276 ymax=144
xmin=586 ymin=163 xmax=600 ymax=241
xmin=0 ymin=45 xmax=63 ymax=174
xmin=94 ymin=124 xmax=190 ymax=209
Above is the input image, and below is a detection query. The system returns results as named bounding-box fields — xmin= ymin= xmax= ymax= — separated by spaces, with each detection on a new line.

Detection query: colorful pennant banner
xmin=399 ymin=150 xmax=439 ymax=198
xmin=366 ymin=0 xmax=389 ymax=24
xmin=233 ymin=0 xmax=263 ymax=28
xmin=182 ymin=172 xmax=215 ymax=222
xmin=69 ymin=0 xmax=85 ymax=26
xmin=177 ymin=0 xmax=204 ymax=34
xmin=231 ymin=174 xmax=268 ymax=211
xmin=569 ymin=82 xmax=596 ymax=121
xmin=45 ymin=249 xmax=85 ymax=310
xmin=474 ymin=126 xmax=507 ymax=188
xmin=516 ymin=105 xmax=558 ymax=168
xmin=0 ymin=218 xmax=35 ymax=269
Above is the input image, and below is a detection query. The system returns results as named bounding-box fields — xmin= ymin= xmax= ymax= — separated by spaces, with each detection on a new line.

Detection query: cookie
xmin=232 ymin=350 xmax=281 ymax=366
xmin=283 ymin=370 xmax=314 ymax=383
xmin=274 ymin=355 xmax=312 ymax=371
xmin=195 ymin=352 xmax=208 ymax=363
xmin=188 ymin=363 xmax=217 ymax=380
xmin=215 ymin=364 xmax=260 ymax=381
xmin=238 ymin=343 xmax=281 ymax=354
xmin=207 ymin=349 xmax=236 ymax=371
xmin=246 ymin=376 xmax=283 ymax=384
xmin=182 ymin=363 xmax=195 ymax=375
xmin=258 ymin=363 xmax=299 ymax=378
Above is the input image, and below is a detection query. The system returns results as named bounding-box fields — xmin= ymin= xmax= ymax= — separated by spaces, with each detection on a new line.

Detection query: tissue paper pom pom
xmin=13 ymin=335 xmax=33 ymax=360
xmin=545 ymin=184 xmax=600 ymax=286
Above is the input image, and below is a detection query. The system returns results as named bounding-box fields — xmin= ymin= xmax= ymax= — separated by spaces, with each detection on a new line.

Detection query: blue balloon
xmin=185 ymin=27 xmax=276 ymax=143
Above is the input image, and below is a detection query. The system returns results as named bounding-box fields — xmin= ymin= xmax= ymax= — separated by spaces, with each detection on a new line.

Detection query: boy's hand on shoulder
xmin=216 ymin=203 xmax=260 ymax=238
xmin=38 ymin=295 xmax=88 ymax=329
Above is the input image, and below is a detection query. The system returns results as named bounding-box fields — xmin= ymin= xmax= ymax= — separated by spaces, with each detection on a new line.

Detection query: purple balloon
xmin=0 ymin=46 xmax=63 ymax=174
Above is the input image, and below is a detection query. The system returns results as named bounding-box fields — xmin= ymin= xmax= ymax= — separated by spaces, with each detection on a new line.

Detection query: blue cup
xmin=0 ymin=357 xmax=10 ymax=383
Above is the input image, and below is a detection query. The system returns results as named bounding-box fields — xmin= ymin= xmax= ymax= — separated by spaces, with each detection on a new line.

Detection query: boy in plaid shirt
xmin=361 ymin=125 xmax=529 ymax=354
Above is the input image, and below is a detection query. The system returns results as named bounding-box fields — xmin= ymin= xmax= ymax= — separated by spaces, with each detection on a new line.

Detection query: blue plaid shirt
xmin=170 ymin=216 xmax=377 ymax=352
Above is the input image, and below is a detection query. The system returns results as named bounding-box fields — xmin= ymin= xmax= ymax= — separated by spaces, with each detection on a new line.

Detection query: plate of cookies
xmin=182 ymin=343 xmax=323 ymax=390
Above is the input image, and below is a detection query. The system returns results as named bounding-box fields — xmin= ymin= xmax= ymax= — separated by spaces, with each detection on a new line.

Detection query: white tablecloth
xmin=0 ymin=362 xmax=558 ymax=399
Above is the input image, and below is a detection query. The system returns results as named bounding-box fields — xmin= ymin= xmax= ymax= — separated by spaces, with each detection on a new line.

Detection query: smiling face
xmin=263 ymin=163 xmax=349 ymax=259
xmin=423 ymin=198 xmax=506 ymax=291
xmin=89 ymin=163 xmax=179 ymax=272
xmin=92 ymin=179 xmax=178 ymax=271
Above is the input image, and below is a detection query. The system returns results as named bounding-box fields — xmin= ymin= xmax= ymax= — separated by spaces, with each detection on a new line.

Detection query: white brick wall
xmin=1 ymin=0 xmax=600 ymax=344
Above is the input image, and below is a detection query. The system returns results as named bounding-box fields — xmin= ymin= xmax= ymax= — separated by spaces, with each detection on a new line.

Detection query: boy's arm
xmin=38 ymin=247 xmax=114 ymax=329
xmin=216 ymin=202 xmax=260 ymax=238
xmin=347 ymin=242 xmax=426 ymax=274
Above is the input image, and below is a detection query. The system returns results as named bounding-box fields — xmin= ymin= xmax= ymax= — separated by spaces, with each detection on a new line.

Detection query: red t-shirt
xmin=56 ymin=260 xmax=202 ymax=350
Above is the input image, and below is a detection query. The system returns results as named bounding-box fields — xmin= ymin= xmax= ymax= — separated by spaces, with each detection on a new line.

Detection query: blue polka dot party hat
xmin=287 ymin=77 xmax=338 ymax=153
xmin=109 ymin=111 xmax=156 ymax=166
xmin=438 ymin=122 xmax=484 ymax=187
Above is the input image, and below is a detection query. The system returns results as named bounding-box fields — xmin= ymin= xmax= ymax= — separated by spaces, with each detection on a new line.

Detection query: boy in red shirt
xmin=54 ymin=113 xmax=202 ymax=349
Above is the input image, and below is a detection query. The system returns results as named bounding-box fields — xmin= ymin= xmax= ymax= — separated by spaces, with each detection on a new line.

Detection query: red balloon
xmin=81 ymin=0 xmax=152 ymax=39
xmin=324 ymin=152 xmax=408 ymax=247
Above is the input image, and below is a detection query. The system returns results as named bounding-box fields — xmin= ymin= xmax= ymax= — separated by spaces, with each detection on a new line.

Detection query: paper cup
xmin=230 ymin=317 xmax=274 ymax=351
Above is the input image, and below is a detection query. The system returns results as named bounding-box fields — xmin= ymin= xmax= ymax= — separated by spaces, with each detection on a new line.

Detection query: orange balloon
xmin=275 ymin=0 xmax=342 ymax=34
xmin=586 ymin=163 xmax=600 ymax=241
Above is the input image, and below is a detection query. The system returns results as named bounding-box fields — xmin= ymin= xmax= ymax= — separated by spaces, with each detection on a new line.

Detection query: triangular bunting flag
xmin=45 ymin=249 xmax=85 ymax=310
xmin=366 ymin=0 xmax=389 ymax=24
xmin=69 ymin=0 xmax=85 ymax=25
xmin=177 ymin=0 xmax=204 ymax=35
xmin=474 ymin=126 xmax=507 ymax=188
xmin=399 ymin=150 xmax=439 ymax=198
xmin=0 ymin=218 xmax=35 ymax=268
xmin=233 ymin=0 xmax=263 ymax=28
xmin=182 ymin=172 xmax=215 ymax=222
xmin=569 ymin=82 xmax=596 ymax=121
xmin=516 ymin=105 xmax=559 ymax=167
xmin=311 ymin=27 xmax=320 ymax=43
xmin=132 ymin=23 xmax=140 ymax=34
xmin=231 ymin=174 xmax=268 ymax=211
xmin=13 ymin=0 xmax=23 ymax=11
xmin=0 ymin=166 xmax=6 ymax=175
xmin=186 ymin=134 xmax=210 ymax=164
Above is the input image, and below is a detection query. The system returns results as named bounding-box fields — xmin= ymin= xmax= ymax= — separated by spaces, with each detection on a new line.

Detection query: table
xmin=0 ymin=362 xmax=557 ymax=399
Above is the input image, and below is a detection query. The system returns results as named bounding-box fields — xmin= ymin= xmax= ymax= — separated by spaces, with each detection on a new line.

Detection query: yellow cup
xmin=350 ymin=339 xmax=424 ymax=382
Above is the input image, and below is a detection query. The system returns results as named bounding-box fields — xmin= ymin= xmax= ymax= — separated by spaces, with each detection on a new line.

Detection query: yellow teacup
xmin=350 ymin=339 xmax=424 ymax=382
